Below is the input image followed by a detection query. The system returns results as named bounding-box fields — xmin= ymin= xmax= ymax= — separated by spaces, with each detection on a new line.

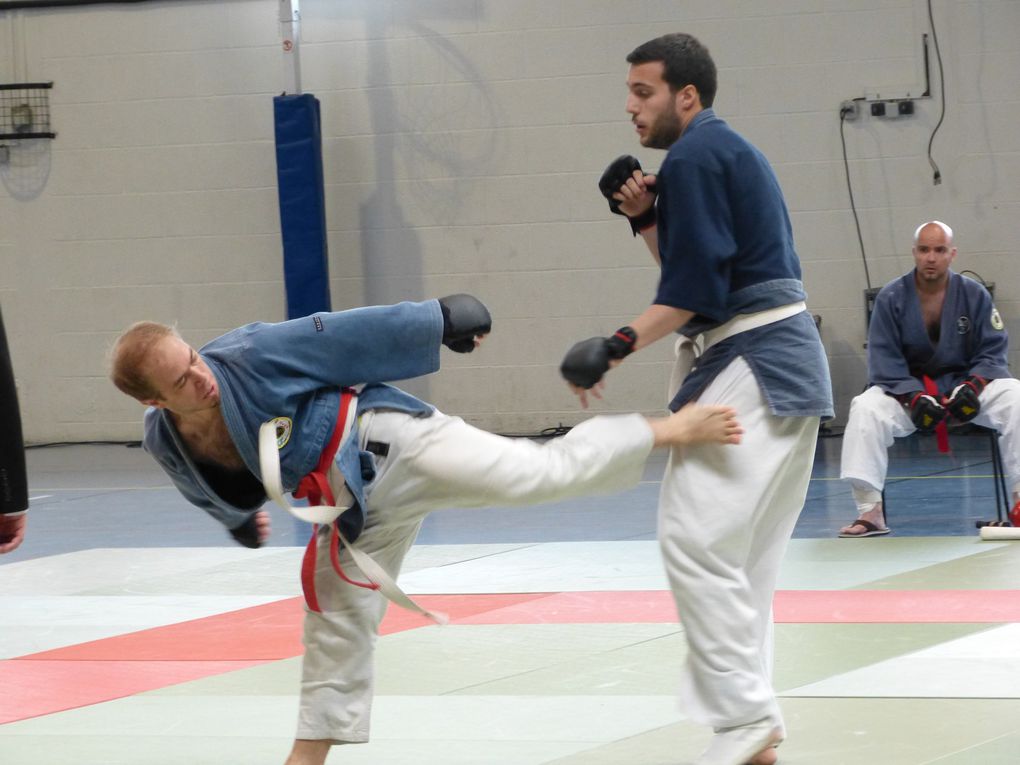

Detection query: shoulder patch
xmin=991 ymin=308 xmax=1005 ymax=331
xmin=270 ymin=417 xmax=293 ymax=449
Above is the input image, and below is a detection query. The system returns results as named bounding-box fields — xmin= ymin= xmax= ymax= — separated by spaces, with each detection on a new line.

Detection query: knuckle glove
xmin=598 ymin=155 xmax=642 ymax=215
xmin=908 ymin=393 xmax=948 ymax=432
xmin=561 ymin=337 xmax=611 ymax=389
xmin=438 ymin=294 xmax=492 ymax=353
xmin=946 ymin=376 xmax=986 ymax=422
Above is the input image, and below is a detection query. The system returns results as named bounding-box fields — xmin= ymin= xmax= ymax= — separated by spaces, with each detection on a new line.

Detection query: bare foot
xmin=649 ymin=403 xmax=743 ymax=448
xmin=284 ymin=739 xmax=331 ymax=765
xmin=838 ymin=503 xmax=888 ymax=537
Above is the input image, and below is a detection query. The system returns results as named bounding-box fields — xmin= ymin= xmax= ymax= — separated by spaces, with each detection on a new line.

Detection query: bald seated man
xmin=840 ymin=221 xmax=1020 ymax=537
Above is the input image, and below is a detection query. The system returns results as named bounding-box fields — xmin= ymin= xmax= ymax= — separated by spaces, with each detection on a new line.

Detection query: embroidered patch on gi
xmin=991 ymin=308 xmax=1005 ymax=331
xmin=313 ymin=316 xmax=324 ymax=332
xmin=270 ymin=417 xmax=293 ymax=449
xmin=956 ymin=316 xmax=971 ymax=335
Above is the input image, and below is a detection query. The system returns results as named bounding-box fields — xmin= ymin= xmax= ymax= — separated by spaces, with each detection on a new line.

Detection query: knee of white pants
xmin=847 ymin=386 xmax=907 ymax=426
xmin=975 ymin=379 xmax=1020 ymax=489
xmin=841 ymin=387 xmax=910 ymax=489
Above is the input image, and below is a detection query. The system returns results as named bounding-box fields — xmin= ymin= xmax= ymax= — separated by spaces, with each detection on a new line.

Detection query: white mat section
xmin=0 ymin=693 xmax=682 ymax=757
xmin=398 ymin=541 xmax=669 ymax=593
xmin=397 ymin=538 xmax=995 ymax=594
xmin=785 ymin=623 xmax=1020 ymax=699
xmin=776 ymin=537 xmax=1003 ymax=590
xmin=0 ymin=547 xmax=294 ymax=596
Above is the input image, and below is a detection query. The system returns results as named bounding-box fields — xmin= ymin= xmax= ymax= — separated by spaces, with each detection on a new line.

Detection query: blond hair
xmin=109 ymin=321 xmax=180 ymax=401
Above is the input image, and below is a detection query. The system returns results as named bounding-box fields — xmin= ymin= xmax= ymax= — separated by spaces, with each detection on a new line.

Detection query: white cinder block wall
xmin=1 ymin=0 xmax=1017 ymax=443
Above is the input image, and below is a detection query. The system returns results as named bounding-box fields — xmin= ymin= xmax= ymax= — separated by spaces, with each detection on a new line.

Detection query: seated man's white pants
xmin=658 ymin=356 xmax=819 ymax=730
xmin=296 ymin=409 xmax=655 ymax=743
xmin=840 ymin=380 xmax=1020 ymax=499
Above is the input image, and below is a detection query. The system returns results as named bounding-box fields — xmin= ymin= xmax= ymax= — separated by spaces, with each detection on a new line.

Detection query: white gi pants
xmin=659 ymin=356 xmax=818 ymax=729
xmin=840 ymin=380 xmax=1020 ymax=498
xmin=296 ymin=409 xmax=655 ymax=742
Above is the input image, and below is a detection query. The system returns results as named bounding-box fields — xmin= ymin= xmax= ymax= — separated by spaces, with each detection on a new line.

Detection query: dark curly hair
xmin=627 ymin=33 xmax=717 ymax=108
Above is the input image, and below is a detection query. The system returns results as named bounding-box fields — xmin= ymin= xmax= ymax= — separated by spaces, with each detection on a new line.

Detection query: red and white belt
xmin=258 ymin=388 xmax=448 ymax=624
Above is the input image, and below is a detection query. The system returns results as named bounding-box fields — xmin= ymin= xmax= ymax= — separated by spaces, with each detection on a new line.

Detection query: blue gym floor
xmin=2 ymin=431 xmax=1019 ymax=765
xmin=4 ymin=430 xmax=1008 ymax=561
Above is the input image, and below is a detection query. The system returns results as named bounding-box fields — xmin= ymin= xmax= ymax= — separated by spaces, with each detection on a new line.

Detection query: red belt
xmin=292 ymin=387 xmax=378 ymax=613
xmin=922 ymin=374 xmax=951 ymax=454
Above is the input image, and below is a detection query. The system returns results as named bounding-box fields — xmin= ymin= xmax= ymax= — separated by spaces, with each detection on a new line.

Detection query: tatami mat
xmin=2 ymin=441 xmax=1019 ymax=764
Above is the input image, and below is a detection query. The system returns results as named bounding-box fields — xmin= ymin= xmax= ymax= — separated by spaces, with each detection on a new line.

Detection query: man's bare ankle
xmin=860 ymin=503 xmax=884 ymax=522
xmin=285 ymin=739 xmax=331 ymax=765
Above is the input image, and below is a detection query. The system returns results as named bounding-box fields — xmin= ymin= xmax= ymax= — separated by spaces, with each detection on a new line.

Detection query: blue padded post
xmin=274 ymin=94 xmax=330 ymax=543
xmin=273 ymin=93 xmax=331 ymax=320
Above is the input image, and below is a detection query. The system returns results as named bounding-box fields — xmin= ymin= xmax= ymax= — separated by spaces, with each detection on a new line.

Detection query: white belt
xmin=258 ymin=418 xmax=449 ymax=625
xmin=674 ymin=301 xmax=808 ymax=382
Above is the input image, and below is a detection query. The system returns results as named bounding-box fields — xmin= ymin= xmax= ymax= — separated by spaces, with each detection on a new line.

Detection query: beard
xmin=643 ymin=100 xmax=682 ymax=149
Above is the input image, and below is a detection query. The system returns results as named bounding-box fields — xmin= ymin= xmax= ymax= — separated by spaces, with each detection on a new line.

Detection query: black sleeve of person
xmin=228 ymin=513 xmax=262 ymax=549
xmin=0 ymin=307 xmax=28 ymax=515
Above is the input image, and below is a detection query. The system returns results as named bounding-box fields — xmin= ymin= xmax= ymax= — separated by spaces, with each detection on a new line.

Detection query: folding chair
xmin=880 ymin=424 xmax=1009 ymax=526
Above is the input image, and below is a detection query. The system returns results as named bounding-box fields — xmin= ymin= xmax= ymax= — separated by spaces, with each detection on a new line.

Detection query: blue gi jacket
xmin=143 ymin=300 xmax=443 ymax=540
xmin=868 ymin=270 xmax=1010 ymax=396
xmin=654 ymin=109 xmax=833 ymax=418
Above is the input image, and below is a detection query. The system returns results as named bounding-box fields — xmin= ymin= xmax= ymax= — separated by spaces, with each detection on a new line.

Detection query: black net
xmin=0 ymin=83 xmax=55 ymax=140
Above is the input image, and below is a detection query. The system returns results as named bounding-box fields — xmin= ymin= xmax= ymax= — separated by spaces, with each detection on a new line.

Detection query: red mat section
xmin=453 ymin=589 xmax=1020 ymax=625
xmin=773 ymin=589 xmax=1020 ymax=624
xmin=23 ymin=597 xmax=308 ymax=662
xmin=22 ymin=592 xmax=548 ymax=661
xmin=2 ymin=592 xmax=547 ymax=724
xmin=5 ymin=589 xmax=1018 ymax=725
xmin=0 ymin=660 xmax=264 ymax=725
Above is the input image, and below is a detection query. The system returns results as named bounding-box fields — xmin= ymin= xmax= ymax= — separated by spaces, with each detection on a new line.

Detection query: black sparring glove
xmin=598 ymin=155 xmax=657 ymax=235
xmin=599 ymin=155 xmax=642 ymax=215
xmin=560 ymin=327 xmax=637 ymax=389
xmin=945 ymin=375 xmax=988 ymax=423
xmin=438 ymin=294 xmax=491 ymax=353
xmin=228 ymin=514 xmax=262 ymax=549
xmin=905 ymin=392 xmax=948 ymax=432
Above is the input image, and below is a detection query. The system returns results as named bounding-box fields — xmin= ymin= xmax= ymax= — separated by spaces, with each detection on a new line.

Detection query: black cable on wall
xmin=839 ymin=103 xmax=872 ymax=292
xmin=926 ymin=0 xmax=946 ymax=185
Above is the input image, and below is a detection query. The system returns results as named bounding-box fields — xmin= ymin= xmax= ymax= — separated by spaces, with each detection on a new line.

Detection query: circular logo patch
xmin=270 ymin=417 xmax=292 ymax=449
xmin=991 ymin=308 xmax=1004 ymax=331
xmin=956 ymin=316 xmax=971 ymax=335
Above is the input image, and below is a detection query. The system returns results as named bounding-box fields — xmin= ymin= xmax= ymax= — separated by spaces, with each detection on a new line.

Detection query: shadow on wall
xmin=354 ymin=6 xmax=500 ymax=401
xmin=0 ymin=139 xmax=52 ymax=201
